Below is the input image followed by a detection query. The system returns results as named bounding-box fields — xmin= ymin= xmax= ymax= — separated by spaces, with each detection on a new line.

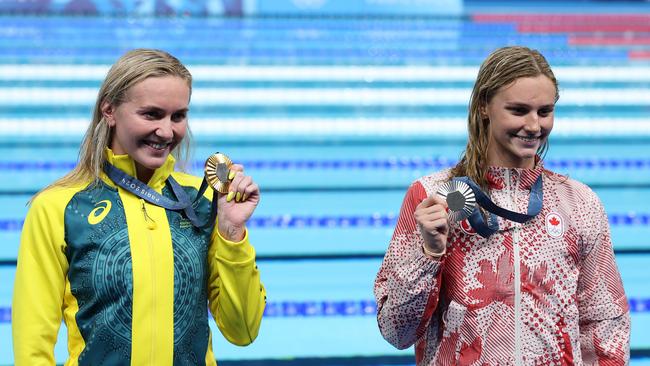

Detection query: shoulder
xmin=413 ymin=168 xmax=452 ymax=197
xmin=544 ymin=169 xmax=602 ymax=209
xmin=398 ymin=169 xmax=451 ymax=205
xmin=31 ymin=183 xmax=88 ymax=213
xmin=24 ymin=183 xmax=89 ymax=236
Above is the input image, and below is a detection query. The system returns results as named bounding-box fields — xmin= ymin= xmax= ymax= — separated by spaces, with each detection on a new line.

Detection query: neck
xmin=136 ymin=164 xmax=154 ymax=184
xmin=487 ymin=151 xmax=535 ymax=169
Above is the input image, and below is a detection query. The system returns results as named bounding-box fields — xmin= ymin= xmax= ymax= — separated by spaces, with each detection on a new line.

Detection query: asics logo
xmin=88 ymin=200 xmax=112 ymax=225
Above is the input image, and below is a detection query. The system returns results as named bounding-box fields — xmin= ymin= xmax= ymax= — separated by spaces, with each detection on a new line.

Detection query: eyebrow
xmin=138 ymin=106 xmax=189 ymax=113
xmin=505 ymin=102 xmax=555 ymax=108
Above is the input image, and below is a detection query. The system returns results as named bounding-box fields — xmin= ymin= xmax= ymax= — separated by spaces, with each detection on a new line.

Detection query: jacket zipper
xmin=507 ymin=170 xmax=523 ymax=366
xmin=141 ymin=199 xmax=157 ymax=230
xmin=513 ymin=225 xmax=522 ymax=365
xmin=141 ymin=199 xmax=157 ymax=364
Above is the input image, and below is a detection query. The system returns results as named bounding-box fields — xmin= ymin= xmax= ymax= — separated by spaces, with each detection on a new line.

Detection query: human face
xmin=482 ymin=75 xmax=556 ymax=169
xmin=103 ymin=76 xmax=190 ymax=182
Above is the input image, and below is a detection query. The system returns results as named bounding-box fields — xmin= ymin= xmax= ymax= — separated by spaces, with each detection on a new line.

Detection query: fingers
xmin=226 ymin=164 xmax=259 ymax=202
xmin=241 ymin=182 xmax=260 ymax=202
xmin=417 ymin=194 xmax=448 ymax=210
xmin=415 ymin=209 xmax=449 ymax=233
xmin=416 ymin=209 xmax=448 ymax=223
xmin=229 ymin=164 xmax=244 ymax=175
xmin=415 ymin=194 xmax=450 ymax=238
xmin=416 ymin=195 xmax=448 ymax=219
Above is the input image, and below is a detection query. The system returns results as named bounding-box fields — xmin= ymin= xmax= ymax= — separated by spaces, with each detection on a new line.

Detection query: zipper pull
xmin=141 ymin=200 xmax=157 ymax=230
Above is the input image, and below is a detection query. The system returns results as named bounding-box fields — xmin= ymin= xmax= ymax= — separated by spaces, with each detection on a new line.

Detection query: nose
xmin=155 ymin=119 xmax=174 ymax=140
xmin=523 ymin=112 xmax=541 ymax=134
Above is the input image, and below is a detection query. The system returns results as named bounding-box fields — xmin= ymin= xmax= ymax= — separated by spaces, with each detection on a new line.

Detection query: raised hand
xmin=414 ymin=194 xmax=449 ymax=256
xmin=216 ymin=164 xmax=260 ymax=241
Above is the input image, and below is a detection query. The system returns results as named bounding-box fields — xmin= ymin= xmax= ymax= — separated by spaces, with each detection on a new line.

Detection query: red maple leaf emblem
xmin=468 ymin=250 xmax=514 ymax=310
xmin=521 ymin=263 xmax=556 ymax=309
xmin=549 ymin=216 xmax=560 ymax=226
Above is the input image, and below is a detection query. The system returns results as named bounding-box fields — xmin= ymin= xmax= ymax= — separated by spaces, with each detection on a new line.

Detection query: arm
xmin=207 ymin=227 xmax=265 ymax=346
xmin=12 ymin=192 xmax=69 ymax=365
xmin=205 ymin=163 xmax=265 ymax=346
xmin=577 ymin=192 xmax=630 ymax=364
xmin=374 ymin=181 xmax=445 ymax=350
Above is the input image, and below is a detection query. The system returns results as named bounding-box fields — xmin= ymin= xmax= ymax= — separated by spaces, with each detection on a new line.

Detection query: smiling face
xmin=482 ymin=75 xmax=556 ymax=169
xmin=103 ymin=76 xmax=190 ymax=182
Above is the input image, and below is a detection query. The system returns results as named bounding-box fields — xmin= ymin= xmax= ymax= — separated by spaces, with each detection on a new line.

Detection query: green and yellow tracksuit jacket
xmin=12 ymin=149 xmax=266 ymax=365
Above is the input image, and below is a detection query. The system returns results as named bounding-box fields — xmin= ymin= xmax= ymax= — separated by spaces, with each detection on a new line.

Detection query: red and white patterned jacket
xmin=374 ymin=164 xmax=630 ymax=365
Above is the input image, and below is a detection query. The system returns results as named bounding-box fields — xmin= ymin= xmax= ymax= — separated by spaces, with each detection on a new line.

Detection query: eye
xmin=141 ymin=110 xmax=161 ymax=119
xmin=538 ymin=107 xmax=554 ymax=117
xmin=507 ymin=106 xmax=529 ymax=116
xmin=172 ymin=112 xmax=187 ymax=122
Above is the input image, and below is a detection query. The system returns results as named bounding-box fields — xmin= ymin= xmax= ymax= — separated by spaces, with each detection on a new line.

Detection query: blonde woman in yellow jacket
xmin=12 ymin=49 xmax=266 ymax=365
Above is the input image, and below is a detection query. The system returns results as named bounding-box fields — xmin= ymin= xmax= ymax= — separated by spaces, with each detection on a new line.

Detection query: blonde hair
xmin=41 ymin=49 xmax=193 ymax=194
xmin=450 ymin=46 xmax=559 ymax=191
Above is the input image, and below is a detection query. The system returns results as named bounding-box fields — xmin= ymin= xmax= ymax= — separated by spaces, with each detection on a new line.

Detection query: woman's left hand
xmin=216 ymin=164 xmax=260 ymax=241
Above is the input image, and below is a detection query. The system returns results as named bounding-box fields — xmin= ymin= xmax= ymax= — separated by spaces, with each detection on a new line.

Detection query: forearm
xmin=375 ymin=240 xmax=443 ymax=349
xmin=13 ymin=194 xmax=68 ymax=365
xmin=208 ymin=229 xmax=265 ymax=346
xmin=580 ymin=311 xmax=631 ymax=364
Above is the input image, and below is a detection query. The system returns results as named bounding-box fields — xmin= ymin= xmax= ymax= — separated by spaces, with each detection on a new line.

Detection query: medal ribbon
xmin=103 ymin=162 xmax=218 ymax=228
xmin=453 ymin=175 xmax=543 ymax=238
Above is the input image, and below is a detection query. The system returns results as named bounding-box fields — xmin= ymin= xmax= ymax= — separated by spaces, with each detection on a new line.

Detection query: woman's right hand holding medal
xmin=415 ymin=195 xmax=449 ymax=258
xmin=217 ymin=164 xmax=260 ymax=242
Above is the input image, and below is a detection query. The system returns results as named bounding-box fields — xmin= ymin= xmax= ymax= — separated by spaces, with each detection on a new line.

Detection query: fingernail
xmin=226 ymin=192 xmax=234 ymax=202
xmin=228 ymin=171 xmax=236 ymax=180
xmin=236 ymin=192 xmax=241 ymax=202
xmin=445 ymin=207 xmax=449 ymax=213
xmin=242 ymin=193 xmax=248 ymax=201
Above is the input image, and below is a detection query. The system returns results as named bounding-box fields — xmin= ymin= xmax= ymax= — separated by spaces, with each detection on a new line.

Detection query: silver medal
xmin=436 ymin=180 xmax=476 ymax=222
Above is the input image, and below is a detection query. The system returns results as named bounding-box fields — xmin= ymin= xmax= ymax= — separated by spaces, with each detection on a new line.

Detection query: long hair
xmin=40 ymin=49 xmax=193 ymax=195
xmin=449 ymin=46 xmax=559 ymax=191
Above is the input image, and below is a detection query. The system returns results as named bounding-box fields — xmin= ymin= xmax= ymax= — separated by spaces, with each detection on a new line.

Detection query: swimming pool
xmin=1 ymin=6 xmax=649 ymax=364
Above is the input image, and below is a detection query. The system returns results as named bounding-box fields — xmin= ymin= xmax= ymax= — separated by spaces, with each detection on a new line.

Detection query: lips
xmin=143 ymin=140 xmax=172 ymax=150
xmin=514 ymin=135 xmax=540 ymax=143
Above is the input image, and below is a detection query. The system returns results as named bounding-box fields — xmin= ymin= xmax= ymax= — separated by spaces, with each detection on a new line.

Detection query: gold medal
xmin=204 ymin=152 xmax=233 ymax=194
xmin=436 ymin=180 xmax=476 ymax=222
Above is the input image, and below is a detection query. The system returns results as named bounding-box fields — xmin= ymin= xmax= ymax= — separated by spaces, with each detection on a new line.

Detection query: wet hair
xmin=43 ymin=49 xmax=193 ymax=193
xmin=449 ymin=46 xmax=559 ymax=191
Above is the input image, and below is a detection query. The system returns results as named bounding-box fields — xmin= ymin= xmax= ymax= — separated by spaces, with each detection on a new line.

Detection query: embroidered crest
xmin=545 ymin=212 xmax=564 ymax=238
xmin=460 ymin=218 xmax=477 ymax=236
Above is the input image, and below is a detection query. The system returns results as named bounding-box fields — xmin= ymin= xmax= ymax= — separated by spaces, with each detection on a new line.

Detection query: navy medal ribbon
xmin=449 ymin=175 xmax=543 ymax=238
xmin=103 ymin=157 xmax=225 ymax=229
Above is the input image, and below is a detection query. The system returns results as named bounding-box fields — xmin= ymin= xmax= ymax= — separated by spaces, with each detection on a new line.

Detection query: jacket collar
xmin=486 ymin=157 xmax=545 ymax=191
xmin=102 ymin=147 xmax=176 ymax=191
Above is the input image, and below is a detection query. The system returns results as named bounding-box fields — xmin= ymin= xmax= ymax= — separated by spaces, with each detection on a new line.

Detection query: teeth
xmin=147 ymin=142 xmax=168 ymax=149
xmin=516 ymin=136 xmax=538 ymax=142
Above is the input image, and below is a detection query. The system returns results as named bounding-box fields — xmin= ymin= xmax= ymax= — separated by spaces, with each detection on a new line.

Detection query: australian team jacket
xmin=13 ymin=149 xmax=266 ymax=365
xmin=374 ymin=164 xmax=630 ymax=365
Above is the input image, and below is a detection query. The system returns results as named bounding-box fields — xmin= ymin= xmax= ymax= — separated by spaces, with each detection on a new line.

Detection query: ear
xmin=101 ymin=101 xmax=116 ymax=127
xmin=479 ymin=104 xmax=489 ymax=121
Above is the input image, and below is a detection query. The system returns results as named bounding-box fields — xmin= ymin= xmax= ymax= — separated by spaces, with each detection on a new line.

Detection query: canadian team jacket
xmin=374 ymin=163 xmax=630 ymax=365
xmin=13 ymin=149 xmax=266 ymax=365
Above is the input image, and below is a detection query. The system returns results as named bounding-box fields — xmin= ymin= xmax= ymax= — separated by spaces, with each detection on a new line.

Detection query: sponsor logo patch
xmin=88 ymin=200 xmax=112 ymax=225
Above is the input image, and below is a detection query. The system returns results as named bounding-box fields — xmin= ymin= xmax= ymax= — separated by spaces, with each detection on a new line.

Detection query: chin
xmin=137 ymin=156 xmax=168 ymax=171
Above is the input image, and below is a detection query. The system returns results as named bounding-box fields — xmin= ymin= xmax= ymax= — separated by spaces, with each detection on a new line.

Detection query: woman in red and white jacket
xmin=374 ymin=46 xmax=630 ymax=365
